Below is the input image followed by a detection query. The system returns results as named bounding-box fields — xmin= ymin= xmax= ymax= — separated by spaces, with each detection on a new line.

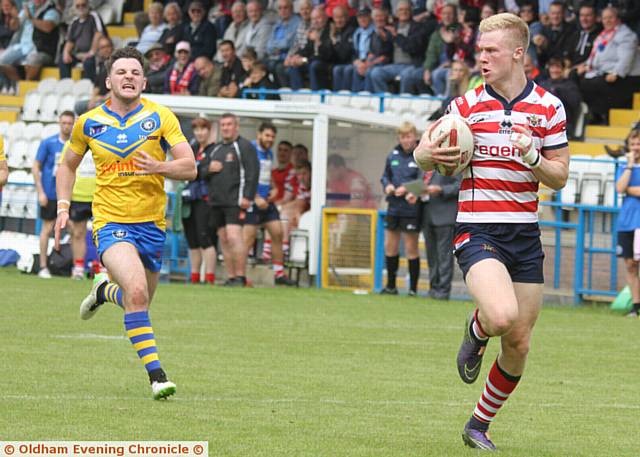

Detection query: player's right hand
xmin=54 ymin=211 xmax=69 ymax=251
xmin=415 ymin=130 xmax=461 ymax=169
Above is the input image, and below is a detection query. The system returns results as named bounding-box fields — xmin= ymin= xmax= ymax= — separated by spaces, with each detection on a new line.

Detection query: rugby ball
xmin=420 ymin=114 xmax=474 ymax=176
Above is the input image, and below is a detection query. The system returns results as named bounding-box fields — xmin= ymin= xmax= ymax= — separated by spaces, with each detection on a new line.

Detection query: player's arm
xmin=54 ymin=147 xmax=83 ymax=249
xmin=135 ymin=141 xmax=196 ymax=180
xmin=0 ymin=159 xmax=7 ymax=187
xmin=511 ymin=124 xmax=569 ymax=191
xmin=413 ymin=130 xmax=461 ymax=171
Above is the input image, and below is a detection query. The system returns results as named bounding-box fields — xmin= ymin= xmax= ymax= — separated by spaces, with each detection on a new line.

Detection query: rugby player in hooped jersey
xmin=414 ymin=13 xmax=569 ymax=451
xmin=54 ymin=47 xmax=196 ymax=400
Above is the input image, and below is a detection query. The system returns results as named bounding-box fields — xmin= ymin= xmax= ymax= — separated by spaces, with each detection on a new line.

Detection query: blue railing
xmin=371 ymin=156 xmax=625 ymax=303
xmin=241 ymin=88 xmax=445 ymax=114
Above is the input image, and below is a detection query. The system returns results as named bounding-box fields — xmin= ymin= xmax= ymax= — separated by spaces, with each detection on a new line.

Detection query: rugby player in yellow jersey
xmin=59 ymin=141 xmax=98 ymax=279
xmin=54 ymin=47 xmax=196 ymax=400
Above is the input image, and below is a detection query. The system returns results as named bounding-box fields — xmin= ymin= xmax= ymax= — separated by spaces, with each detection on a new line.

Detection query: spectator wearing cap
xmin=578 ymin=6 xmax=640 ymax=125
xmin=194 ymin=55 xmax=222 ymax=96
xmin=286 ymin=5 xmax=332 ymax=90
xmin=59 ymin=0 xmax=106 ymax=79
xmin=217 ymin=40 xmax=246 ymax=97
xmin=215 ymin=1 xmax=250 ymax=62
xmin=145 ymin=42 xmax=172 ymax=94
xmin=244 ymin=0 xmax=273 ymax=61
xmin=276 ymin=0 xmax=312 ymax=87
xmin=136 ymin=2 xmax=168 ymax=55
xmin=159 ymin=2 xmax=183 ymax=56
xmin=181 ymin=0 xmax=217 ymax=59
xmin=266 ymin=0 xmax=302 ymax=85
xmin=164 ymin=40 xmax=200 ymax=95
xmin=364 ymin=0 xmax=430 ymax=93
xmin=333 ymin=6 xmax=373 ymax=91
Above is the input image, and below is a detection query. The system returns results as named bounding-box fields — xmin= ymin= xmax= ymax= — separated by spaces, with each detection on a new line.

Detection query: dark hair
xmin=106 ymin=46 xmax=145 ymax=74
xmin=549 ymin=1 xmax=565 ymax=11
xmin=546 ymin=57 xmax=565 ymax=68
xmin=258 ymin=121 xmax=277 ymax=134
xmin=278 ymin=140 xmax=292 ymax=148
xmin=59 ymin=110 xmax=76 ymax=119
xmin=296 ymin=159 xmax=311 ymax=171
xmin=251 ymin=62 xmax=267 ymax=74
xmin=293 ymin=143 xmax=308 ymax=154
xmin=192 ymin=116 xmax=212 ymax=129
xmin=578 ymin=1 xmax=596 ymax=13
xmin=220 ymin=40 xmax=235 ymax=50
xmin=327 ymin=154 xmax=345 ymax=168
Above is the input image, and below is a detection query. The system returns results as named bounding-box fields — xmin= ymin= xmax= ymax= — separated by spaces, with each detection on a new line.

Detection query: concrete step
xmin=585 ymin=125 xmax=629 ymax=141
xmin=107 ymin=25 xmax=138 ymax=40
xmin=568 ymin=141 xmax=619 ymax=156
xmin=609 ymin=108 xmax=639 ymax=127
xmin=40 ymin=67 xmax=82 ymax=80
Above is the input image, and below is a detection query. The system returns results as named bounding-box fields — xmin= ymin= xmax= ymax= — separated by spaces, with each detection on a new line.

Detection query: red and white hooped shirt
xmin=447 ymin=80 xmax=568 ymax=223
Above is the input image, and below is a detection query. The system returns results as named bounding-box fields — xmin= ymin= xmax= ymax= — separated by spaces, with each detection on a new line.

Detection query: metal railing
xmin=241 ymin=88 xmax=445 ymax=114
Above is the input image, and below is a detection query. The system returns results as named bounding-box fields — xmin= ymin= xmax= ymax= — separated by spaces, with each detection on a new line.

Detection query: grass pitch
xmin=0 ymin=267 xmax=637 ymax=456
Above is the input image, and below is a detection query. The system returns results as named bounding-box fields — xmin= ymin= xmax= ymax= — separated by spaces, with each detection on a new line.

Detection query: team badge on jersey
xmin=141 ymin=118 xmax=157 ymax=132
xmin=527 ymin=114 xmax=542 ymax=127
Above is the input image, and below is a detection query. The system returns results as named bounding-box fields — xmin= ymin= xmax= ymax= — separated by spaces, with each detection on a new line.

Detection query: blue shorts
xmin=94 ymin=222 xmax=166 ymax=273
xmin=246 ymin=202 xmax=280 ymax=225
xmin=453 ymin=223 xmax=544 ymax=283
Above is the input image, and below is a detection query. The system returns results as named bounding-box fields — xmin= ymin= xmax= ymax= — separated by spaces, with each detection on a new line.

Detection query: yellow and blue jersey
xmin=68 ymin=98 xmax=187 ymax=231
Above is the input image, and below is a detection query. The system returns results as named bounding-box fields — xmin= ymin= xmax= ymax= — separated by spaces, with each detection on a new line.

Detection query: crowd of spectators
xmin=0 ymin=1 xmax=637 ymax=131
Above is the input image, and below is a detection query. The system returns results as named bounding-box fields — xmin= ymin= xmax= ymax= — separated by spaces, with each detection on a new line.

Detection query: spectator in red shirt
xmin=272 ymin=140 xmax=294 ymax=204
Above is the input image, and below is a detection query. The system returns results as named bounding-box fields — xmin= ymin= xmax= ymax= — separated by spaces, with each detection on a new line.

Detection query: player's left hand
xmin=510 ymin=125 xmax=541 ymax=168
xmin=54 ymin=211 xmax=69 ymax=251
xmin=240 ymin=197 xmax=251 ymax=209
xmin=134 ymin=151 xmax=162 ymax=175
xmin=255 ymin=196 xmax=268 ymax=209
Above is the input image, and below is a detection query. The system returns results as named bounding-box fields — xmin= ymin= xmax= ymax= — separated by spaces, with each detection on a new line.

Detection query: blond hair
xmin=396 ymin=121 xmax=417 ymax=136
xmin=479 ymin=13 xmax=529 ymax=53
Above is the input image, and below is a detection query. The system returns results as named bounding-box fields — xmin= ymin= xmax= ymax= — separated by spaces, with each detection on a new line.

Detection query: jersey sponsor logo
xmin=477 ymin=144 xmax=522 ymax=158
xmin=391 ymin=160 xmax=399 ymax=166
xmin=225 ymin=152 xmax=235 ymax=162
xmin=112 ymin=229 xmax=128 ymax=239
xmin=140 ymin=117 xmax=157 ymax=132
xmin=89 ymin=125 xmax=107 ymax=137
xmin=469 ymin=115 xmax=487 ymax=124
xmin=116 ymin=133 xmax=128 ymax=144
xmin=99 ymin=161 xmax=143 ymax=177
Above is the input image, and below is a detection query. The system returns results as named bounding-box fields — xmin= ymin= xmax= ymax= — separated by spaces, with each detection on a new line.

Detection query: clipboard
xmin=403 ymin=178 xmax=425 ymax=196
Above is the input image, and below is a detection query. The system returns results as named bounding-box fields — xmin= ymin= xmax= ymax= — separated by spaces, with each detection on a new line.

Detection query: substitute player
xmin=244 ymin=122 xmax=295 ymax=286
xmin=54 ymin=47 xmax=196 ymax=400
xmin=414 ymin=13 xmax=569 ymax=450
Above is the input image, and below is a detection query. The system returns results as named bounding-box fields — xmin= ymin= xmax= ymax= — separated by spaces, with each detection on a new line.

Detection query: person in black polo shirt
xmin=59 ymin=0 xmax=106 ymax=79
xmin=199 ymin=113 xmax=259 ymax=287
xmin=380 ymin=121 xmax=422 ymax=296
xmin=217 ymin=40 xmax=246 ymax=98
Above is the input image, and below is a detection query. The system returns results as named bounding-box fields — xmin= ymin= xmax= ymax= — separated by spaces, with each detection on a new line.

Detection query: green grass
xmin=0 ymin=267 xmax=637 ymax=456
